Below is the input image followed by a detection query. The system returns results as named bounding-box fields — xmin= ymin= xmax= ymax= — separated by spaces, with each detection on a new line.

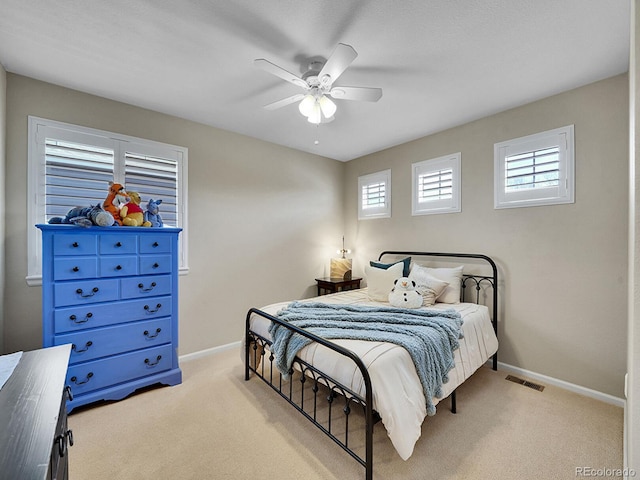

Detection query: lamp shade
xmin=318 ymin=95 xmax=337 ymax=118
xmin=330 ymin=257 xmax=352 ymax=280
xmin=298 ymin=94 xmax=316 ymax=117
xmin=307 ymin=102 xmax=322 ymax=124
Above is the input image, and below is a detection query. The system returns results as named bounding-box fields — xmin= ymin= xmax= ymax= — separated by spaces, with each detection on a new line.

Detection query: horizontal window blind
xmin=505 ymin=147 xmax=560 ymax=193
xmin=45 ymin=139 xmax=115 ymax=220
xmin=362 ymin=181 xmax=386 ymax=209
xmin=418 ymin=169 xmax=453 ymax=202
xmin=125 ymin=152 xmax=178 ymax=226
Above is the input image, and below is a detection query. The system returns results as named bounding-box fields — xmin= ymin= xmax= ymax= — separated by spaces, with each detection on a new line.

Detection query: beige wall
xmin=3 ymin=74 xmax=345 ymax=355
xmin=345 ymin=74 xmax=629 ymax=397
xmin=0 ymin=64 xmax=6 ymax=353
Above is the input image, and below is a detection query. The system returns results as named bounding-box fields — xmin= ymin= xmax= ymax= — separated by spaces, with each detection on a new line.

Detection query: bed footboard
xmin=245 ymin=307 xmax=376 ymax=480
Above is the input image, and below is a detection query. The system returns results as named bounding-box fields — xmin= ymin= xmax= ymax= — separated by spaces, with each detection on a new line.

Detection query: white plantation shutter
xmin=412 ymin=153 xmax=461 ymax=216
xmin=124 ymin=151 xmax=179 ymax=226
xmin=494 ymin=125 xmax=574 ymax=209
xmin=504 ymin=147 xmax=560 ymax=193
xmin=45 ymin=139 xmax=115 ymax=221
xmin=358 ymin=170 xmax=391 ymax=219
xmin=418 ymin=169 xmax=453 ymax=202
xmin=362 ymin=181 xmax=386 ymax=209
xmin=28 ymin=117 xmax=189 ymax=284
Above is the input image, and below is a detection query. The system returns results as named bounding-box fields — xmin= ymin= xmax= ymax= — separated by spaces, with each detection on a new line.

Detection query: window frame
xmin=358 ymin=169 xmax=391 ymax=220
xmin=27 ymin=116 xmax=189 ymax=285
xmin=411 ymin=153 xmax=461 ymax=216
xmin=494 ymin=125 xmax=575 ymax=209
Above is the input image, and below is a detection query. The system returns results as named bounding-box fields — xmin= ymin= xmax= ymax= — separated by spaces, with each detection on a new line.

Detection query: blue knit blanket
xmin=269 ymin=301 xmax=464 ymax=416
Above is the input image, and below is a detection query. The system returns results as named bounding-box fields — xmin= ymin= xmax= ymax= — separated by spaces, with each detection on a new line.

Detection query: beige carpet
xmin=68 ymin=347 xmax=623 ymax=480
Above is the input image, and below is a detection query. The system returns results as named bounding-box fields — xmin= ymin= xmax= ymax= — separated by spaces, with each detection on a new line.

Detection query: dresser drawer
xmin=54 ymin=296 xmax=173 ymax=333
xmin=54 ymin=278 xmax=119 ymax=307
xmin=56 ymin=317 xmax=172 ymax=364
xmin=99 ymin=255 xmax=139 ymax=277
xmin=140 ymin=255 xmax=172 ymax=275
xmin=99 ymin=234 xmax=137 ymax=254
xmin=139 ymin=235 xmax=172 ymax=254
xmin=53 ymin=257 xmax=98 ymax=281
xmin=120 ymin=274 xmax=171 ymax=299
xmin=53 ymin=234 xmax=97 ymax=256
xmin=66 ymin=344 xmax=173 ymax=396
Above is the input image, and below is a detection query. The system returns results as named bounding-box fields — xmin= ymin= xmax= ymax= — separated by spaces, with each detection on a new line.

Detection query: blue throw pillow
xmin=370 ymin=257 xmax=411 ymax=277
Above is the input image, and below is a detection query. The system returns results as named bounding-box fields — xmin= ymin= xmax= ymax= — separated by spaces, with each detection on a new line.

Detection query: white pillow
xmin=419 ymin=265 xmax=464 ymax=304
xmin=408 ymin=264 xmax=450 ymax=306
xmin=365 ymin=262 xmax=404 ymax=302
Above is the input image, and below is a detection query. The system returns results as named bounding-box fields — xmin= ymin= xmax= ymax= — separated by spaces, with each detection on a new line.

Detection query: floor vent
xmin=505 ymin=375 xmax=545 ymax=392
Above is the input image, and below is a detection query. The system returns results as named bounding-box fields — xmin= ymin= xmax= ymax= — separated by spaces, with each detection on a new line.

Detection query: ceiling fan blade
xmin=318 ymin=43 xmax=358 ymax=85
xmin=254 ymin=59 xmax=308 ymax=88
xmin=329 ymin=86 xmax=383 ymax=102
xmin=263 ymin=93 xmax=305 ymax=110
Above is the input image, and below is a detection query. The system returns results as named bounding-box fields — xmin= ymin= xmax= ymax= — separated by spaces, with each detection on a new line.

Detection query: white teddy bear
xmin=388 ymin=277 xmax=423 ymax=309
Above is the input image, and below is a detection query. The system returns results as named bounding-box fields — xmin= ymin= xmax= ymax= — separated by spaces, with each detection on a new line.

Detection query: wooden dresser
xmin=0 ymin=344 xmax=72 ymax=479
xmin=37 ymin=224 xmax=182 ymax=412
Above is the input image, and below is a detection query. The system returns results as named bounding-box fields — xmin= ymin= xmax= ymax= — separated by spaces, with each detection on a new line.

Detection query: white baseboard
xmin=179 ymin=341 xmax=241 ymax=363
xmin=496 ymin=361 xmax=625 ymax=408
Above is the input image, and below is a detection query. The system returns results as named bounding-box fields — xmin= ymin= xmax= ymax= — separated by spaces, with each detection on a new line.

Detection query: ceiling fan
xmin=254 ymin=43 xmax=383 ymax=124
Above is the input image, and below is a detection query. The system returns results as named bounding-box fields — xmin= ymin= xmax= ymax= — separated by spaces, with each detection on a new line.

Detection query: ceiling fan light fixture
xmin=298 ymin=94 xmax=316 ymax=117
xmin=318 ymin=95 xmax=337 ymax=118
xmin=307 ymin=102 xmax=322 ymax=124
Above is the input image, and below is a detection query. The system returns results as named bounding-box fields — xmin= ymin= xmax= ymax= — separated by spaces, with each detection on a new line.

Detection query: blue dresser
xmin=37 ymin=224 xmax=182 ymax=412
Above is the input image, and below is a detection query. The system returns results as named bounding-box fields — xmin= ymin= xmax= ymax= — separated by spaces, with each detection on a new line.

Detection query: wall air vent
xmin=505 ymin=374 xmax=545 ymax=392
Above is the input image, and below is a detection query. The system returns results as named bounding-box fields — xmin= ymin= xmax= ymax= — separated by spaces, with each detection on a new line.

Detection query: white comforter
xmin=247 ymin=288 xmax=498 ymax=460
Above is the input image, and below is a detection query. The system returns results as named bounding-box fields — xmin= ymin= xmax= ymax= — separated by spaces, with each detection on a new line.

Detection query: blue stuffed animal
xmin=143 ymin=198 xmax=164 ymax=227
xmin=48 ymin=204 xmax=115 ymax=227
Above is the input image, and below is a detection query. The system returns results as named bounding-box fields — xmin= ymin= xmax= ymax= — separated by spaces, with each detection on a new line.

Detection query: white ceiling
xmin=0 ymin=0 xmax=630 ymax=162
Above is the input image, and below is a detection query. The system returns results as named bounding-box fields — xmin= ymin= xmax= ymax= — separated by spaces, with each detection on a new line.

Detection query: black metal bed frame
xmin=244 ymin=251 xmax=498 ymax=480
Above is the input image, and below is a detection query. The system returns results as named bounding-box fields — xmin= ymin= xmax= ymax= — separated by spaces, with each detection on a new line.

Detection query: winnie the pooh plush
xmin=121 ymin=191 xmax=152 ymax=227
xmin=388 ymin=277 xmax=423 ymax=309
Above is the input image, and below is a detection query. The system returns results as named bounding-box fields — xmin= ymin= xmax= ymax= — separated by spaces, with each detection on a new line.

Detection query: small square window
xmin=358 ymin=169 xmax=391 ymax=219
xmin=412 ymin=153 xmax=461 ymax=216
xmin=494 ymin=125 xmax=574 ymax=209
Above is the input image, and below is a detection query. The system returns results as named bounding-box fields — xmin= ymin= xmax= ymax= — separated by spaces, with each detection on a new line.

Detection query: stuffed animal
xmin=103 ymin=182 xmax=129 ymax=226
xmin=143 ymin=198 xmax=164 ymax=227
xmin=121 ymin=191 xmax=151 ymax=227
xmin=48 ymin=204 xmax=115 ymax=228
xmin=388 ymin=277 xmax=423 ymax=309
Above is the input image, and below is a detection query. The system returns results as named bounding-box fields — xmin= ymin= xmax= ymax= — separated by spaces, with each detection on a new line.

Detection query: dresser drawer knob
xmin=76 ymin=287 xmax=99 ymax=298
xmin=72 ymin=341 xmax=93 ymax=353
xmin=144 ymin=355 xmax=162 ymax=366
xmin=72 ymin=266 xmax=79 ymax=272
xmin=152 ymin=262 xmax=160 ymax=269
xmin=144 ymin=303 xmax=162 ymax=313
xmin=70 ymin=372 xmax=94 ymax=385
xmin=115 ymin=241 xmax=122 ymax=247
xmin=70 ymin=312 xmax=93 ymax=324
xmin=153 ymin=242 xmax=159 ymax=248
xmin=144 ymin=328 xmax=162 ymax=339
xmin=72 ymin=242 xmax=79 ymax=248
xmin=138 ymin=281 xmax=157 ymax=292
xmin=115 ymin=265 xmax=122 ymax=270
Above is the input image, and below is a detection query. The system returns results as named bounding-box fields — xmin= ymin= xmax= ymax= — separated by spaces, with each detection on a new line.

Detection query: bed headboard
xmin=378 ymin=251 xmax=498 ymax=369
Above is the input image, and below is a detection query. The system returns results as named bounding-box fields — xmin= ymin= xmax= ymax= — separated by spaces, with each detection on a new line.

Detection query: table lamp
xmin=330 ymin=236 xmax=352 ymax=280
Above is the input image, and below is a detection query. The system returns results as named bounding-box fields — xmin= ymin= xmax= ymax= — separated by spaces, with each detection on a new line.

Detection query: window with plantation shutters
xmin=27 ymin=117 xmax=189 ymax=285
xmin=412 ymin=153 xmax=461 ymax=216
xmin=494 ymin=125 xmax=574 ymax=209
xmin=358 ymin=170 xmax=391 ymax=219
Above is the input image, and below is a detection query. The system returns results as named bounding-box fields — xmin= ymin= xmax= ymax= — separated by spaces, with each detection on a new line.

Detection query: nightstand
xmin=315 ymin=277 xmax=362 ymax=296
